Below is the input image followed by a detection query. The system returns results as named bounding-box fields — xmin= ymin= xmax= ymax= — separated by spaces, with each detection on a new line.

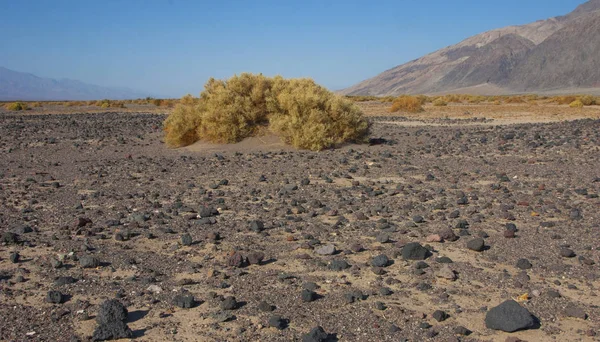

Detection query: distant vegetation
xmin=163 ymin=73 xmax=369 ymax=151
xmin=389 ymin=95 xmax=424 ymax=113
xmin=5 ymin=102 xmax=29 ymax=111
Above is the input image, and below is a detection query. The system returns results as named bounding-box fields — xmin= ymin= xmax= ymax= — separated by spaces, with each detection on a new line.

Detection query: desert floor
xmin=1 ymin=102 xmax=599 ymax=342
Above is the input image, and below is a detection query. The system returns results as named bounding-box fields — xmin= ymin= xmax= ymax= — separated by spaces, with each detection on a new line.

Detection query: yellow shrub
xmin=569 ymin=100 xmax=584 ymax=108
xmin=163 ymin=73 xmax=369 ymax=151
xmin=432 ymin=98 xmax=448 ymax=106
xmin=30 ymin=102 xmax=42 ymax=108
xmin=268 ymin=77 xmax=369 ymax=151
xmin=505 ymin=96 xmax=525 ymax=104
xmin=5 ymin=102 xmax=29 ymax=111
xmin=579 ymin=95 xmax=595 ymax=106
xmin=554 ymin=96 xmax=577 ymax=105
xmin=389 ymin=95 xmax=424 ymax=113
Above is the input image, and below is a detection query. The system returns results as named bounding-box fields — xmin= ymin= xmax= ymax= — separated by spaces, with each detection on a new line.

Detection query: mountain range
xmin=0 ymin=67 xmax=152 ymax=101
xmin=341 ymin=0 xmax=600 ymax=96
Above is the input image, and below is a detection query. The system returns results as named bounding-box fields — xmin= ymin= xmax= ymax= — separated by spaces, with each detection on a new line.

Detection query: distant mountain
xmin=341 ymin=0 xmax=600 ymax=96
xmin=0 ymin=67 xmax=152 ymax=100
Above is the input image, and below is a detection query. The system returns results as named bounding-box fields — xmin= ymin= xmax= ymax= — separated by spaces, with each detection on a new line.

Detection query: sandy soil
xmin=0 ymin=105 xmax=599 ymax=342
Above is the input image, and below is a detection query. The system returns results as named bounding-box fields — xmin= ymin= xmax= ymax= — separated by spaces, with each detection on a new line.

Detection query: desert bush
xmin=389 ymin=95 xmax=424 ymax=113
xmin=579 ymin=95 xmax=595 ymax=106
xmin=268 ymin=77 xmax=369 ymax=151
xmin=505 ymin=96 xmax=525 ymax=104
xmin=432 ymin=98 xmax=448 ymax=106
xmin=180 ymin=94 xmax=198 ymax=106
xmin=30 ymin=102 xmax=42 ymax=108
xmin=163 ymin=73 xmax=368 ymax=151
xmin=569 ymin=100 xmax=584 ymax=108
xmin=442 ymin=94 xmax=461 ymax=103
xmin=554 ymin=96 xmax=577 ymax=105
xmin=5 ymin=102 xmax=29 ymax=111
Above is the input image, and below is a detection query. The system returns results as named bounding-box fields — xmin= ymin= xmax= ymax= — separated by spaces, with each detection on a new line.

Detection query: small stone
xmin=301 ymin=289 xmax=317 ymax=303
xmin=371 ymin=254 xmax=390 ymax=267
xmin=268 ymin=315 xmax=287 ymax=330
xmin=173 ymin=294 xmax=195 ymax=308
xmin=516 ymin=258 xmax=532 ymax=270
xmin=485 ymin=300 xmax=535 ymax=332
xmin=247 ymin=251 xmax=265 ymax=265
xmin=315 ymin=244 xmax=336 ymax=255
xmin=227 ymin=252 xmax=247 ymax=268
xmin=466 ymin=238 xmax=485 ymax=252
xmin=146 ymin=285 xmax=162 ymax=294
xmin=181 ymin=233 xmax=193 ymax=246
xmin=565 ymin=305 xmax=587 ymax=320
xmin=560 ymin=248 xmax=576 ymax=258
xmin=221 ymin=296 xmax=238 ymax=310
xmin=79 ymin=255 xmax=100 ymax=268
xmin=436 ymin=265 xmax=457 ymax=281
xmin=504 ymin=230 xmax=515 ymax=238
xmin=432 ymin=310 xmax=448 ymax=322
xmin=374 ymin=301 xmax=386 ymax=310
xmin=426 ymin=234 xmax=442 ymax=243
xmin=376 ymin=233 xmax=390 ymax=243
xmin=249 ymin=220 xmax=265 ymax=232
xmin=454 ymin=326 xmax=471 ymax=335
xmin=329 ymin=259 xmax=350 ymax=271
xmin=413 ymin=215 xmax=424 ymax=223
xmin=258 ymin=301 xmax=274 ymax=312
xmin=302 ymin=326 xmax=329 ymax=342
xmin=46 ymin=290 xmax=64 ymax=304
xmin=402 ymin=242 xmax=431 ymax=260
xmin=9 ymin=252 xmax=19 ymax=263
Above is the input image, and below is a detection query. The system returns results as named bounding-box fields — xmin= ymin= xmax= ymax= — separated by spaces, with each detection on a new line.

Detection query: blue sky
xmin=0 ymin=0 xmax=586 ymax=97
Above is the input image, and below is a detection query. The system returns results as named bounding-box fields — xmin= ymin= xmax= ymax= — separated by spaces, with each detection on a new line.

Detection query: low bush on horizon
xmin=389 ymin=95 xmax=424 ymax=113
xmin=164 ymin=73 xmax=369 ymax=151
xmin=432 ymin=98 xmax=448 ymax=106
xmin=94 ymin=99 xmax=126 ymax=109
xmin=569 ymin=100 xmax=584 ymax=108
xmin=5 ymin=102 xmax=29 ymax=111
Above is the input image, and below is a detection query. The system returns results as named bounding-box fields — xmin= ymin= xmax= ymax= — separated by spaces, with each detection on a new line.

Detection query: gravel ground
xmin=0 ymin=112 xmax=599 ymax=342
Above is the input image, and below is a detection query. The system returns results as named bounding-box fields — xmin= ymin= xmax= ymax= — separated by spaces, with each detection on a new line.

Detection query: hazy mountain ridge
xmin=341 ymin=0 xmax=600 ymax=96
xmin=0 ymin=67 xmax=152 ymax=100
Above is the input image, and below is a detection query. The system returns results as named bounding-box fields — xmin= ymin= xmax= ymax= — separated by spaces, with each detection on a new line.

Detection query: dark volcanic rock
xmin=329 ymin=259 xmax=350 ymax=271
xmin=173 ymin=294 xmax=196 ymax=308
xmin=92 ymin=299 xmax=132 ymax=341
xmin=485 ymin=300 xmax=536 ymax=332
xmin=268 ymin=315 xmax=287 ymax=330
xmin=247 ymin=251 xmax=265 ymax=265
xmin=516 ymin=258 xmax=532 ymax=269
xmin=80 ymin=255 xmax=100 ymax=268
xmin=467 ymin=238 xmax=485 ymax=252
xmin=302 ymin=326 xmax=330 ymax=342
xmin=402 ymin=242 xmax=431 ymax=260
xmin=221 ymin=296 xmax=238 ymax=310
xmin=371 ymin=254 xmax=390 ymax=267
xmin=46 ymin=290 xmax=64 ymax=304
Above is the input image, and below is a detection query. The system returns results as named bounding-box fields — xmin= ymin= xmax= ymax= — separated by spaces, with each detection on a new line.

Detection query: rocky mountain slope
xmin=341 ymin=0 xmax=600 ymax=95
xmin=0 ymin=67 xmax=151 ymax=100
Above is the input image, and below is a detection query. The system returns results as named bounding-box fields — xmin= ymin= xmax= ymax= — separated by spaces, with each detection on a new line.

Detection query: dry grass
xmin=432 ymin=98 xmax=448 ymax=106
xmin=570 ymin=100 xmax=584 ymax=108
xmin=164 ymin=73 xmax=369 ymax=151
xmin=389 ymin=95 xmax=424 ymax=113
xmin=5 ymin=102 xmax=29 ymax=111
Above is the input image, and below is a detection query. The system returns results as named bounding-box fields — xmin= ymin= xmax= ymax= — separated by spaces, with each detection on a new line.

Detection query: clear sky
xmin=0 ymin=0 xmax=586 ymax=97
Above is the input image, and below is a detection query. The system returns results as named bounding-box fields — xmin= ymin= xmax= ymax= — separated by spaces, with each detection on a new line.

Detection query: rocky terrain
xmin=1 ymin=110 xmax=599 ymax=341
xmin=340 ymin=0 xmax=600 ymax=96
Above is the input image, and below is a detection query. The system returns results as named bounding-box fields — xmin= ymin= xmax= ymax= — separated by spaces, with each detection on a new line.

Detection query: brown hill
xmin=341 ymin=0 xmax=600 ymax=96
